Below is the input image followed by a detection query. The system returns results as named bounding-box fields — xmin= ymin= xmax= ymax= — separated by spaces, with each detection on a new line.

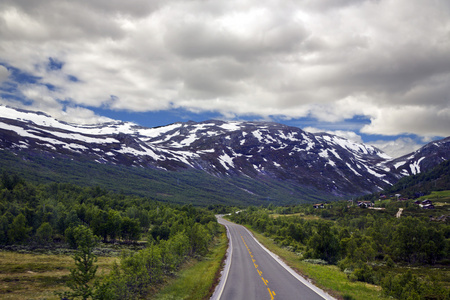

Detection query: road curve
xmin=211 ymin=216 xmax=335 ymax=300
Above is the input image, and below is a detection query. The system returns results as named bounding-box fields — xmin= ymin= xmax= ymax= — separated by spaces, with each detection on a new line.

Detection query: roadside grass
xmin=270 ymin=213 xmax=321 ymax=220
xmin=152 ymin=228 xmax=228 ymax=300
xmin=245 ymin=227 xmax=390 ymax=300
xmin=0 ymin=250 xmax=117 ymax=300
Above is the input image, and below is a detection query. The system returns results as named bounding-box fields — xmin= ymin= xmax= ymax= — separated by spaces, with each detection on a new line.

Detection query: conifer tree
xmin=62 ymin=225 xmax=98 ymax=300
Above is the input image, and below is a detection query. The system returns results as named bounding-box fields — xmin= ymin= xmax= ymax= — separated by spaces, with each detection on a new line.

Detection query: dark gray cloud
xmin=0 ymin=65 xmax=9 ymax=82
xmin=0 ymin=0 xmax=449 ymax=141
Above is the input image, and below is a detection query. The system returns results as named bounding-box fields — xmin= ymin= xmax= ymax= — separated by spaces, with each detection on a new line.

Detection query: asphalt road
xmin=211 ymin=216 xmax=335 ymax=300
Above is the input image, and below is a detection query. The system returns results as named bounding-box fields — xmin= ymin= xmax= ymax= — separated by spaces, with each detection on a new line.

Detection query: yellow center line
xmin=241 ymin=235 xmax=276 ymax=299
xmin=261 ymin=277 xmax=268 ymax=285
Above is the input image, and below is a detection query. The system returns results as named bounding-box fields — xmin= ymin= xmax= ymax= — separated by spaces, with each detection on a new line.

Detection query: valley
xmin=0 ymin=105 xmax=448 ymax=300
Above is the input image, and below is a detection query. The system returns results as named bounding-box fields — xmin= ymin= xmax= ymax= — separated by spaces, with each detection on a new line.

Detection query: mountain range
xmin=0 ymin=105 xmax=449 ymax=205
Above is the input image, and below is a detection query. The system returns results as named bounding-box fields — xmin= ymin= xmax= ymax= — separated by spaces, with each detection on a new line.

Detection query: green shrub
xmin=353 ymin=265 xmax=375 ymax=284
xmin=302 ymin=259 xmax=328 ymax=265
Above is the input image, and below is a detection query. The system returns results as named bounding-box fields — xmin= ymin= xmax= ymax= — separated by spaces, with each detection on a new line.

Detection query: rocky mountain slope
xmin=387 ymin=137 xmax=450 ymax=177
xmin=0 ymin=105 xmax=449 ymax=199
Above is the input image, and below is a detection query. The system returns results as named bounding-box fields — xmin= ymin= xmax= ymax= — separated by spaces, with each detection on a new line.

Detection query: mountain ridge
xmin=0 ymin=105 xmax=449 ymax=202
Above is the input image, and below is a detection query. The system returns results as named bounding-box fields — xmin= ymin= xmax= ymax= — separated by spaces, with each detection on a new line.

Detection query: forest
xmin=0 ymin=171 xmax=222 ymax=299
xmin=228 ymin=198 xmax=449 ymax=300
xmin=1 ymin=158 xmax=449 ymax=300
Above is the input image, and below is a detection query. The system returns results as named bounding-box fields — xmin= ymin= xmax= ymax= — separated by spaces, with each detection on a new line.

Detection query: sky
xmin=0 ymin=0 xmax=449 ymax=158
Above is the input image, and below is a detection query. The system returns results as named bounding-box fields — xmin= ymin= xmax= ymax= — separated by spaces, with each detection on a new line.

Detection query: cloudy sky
xmin=0 ymin=0 xmax=449 ymax=157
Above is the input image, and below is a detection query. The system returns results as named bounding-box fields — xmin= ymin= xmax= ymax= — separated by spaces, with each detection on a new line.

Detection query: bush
xmin=383 ymin=270 xmax=450 ymax=300
xmin=306 ymin=222 xmax=340 ymax=264
xmin=352 ymin=265 xmax=375 ymax=284
xmin=384 ymin=255 xmax=395 ymax=268
xmin=302 ymin=259 xmax=328 ymax=265
xmin=382 ymin=270 xmax=421 ymax=299
xmin=101 ymin=247 xmax=163 ymax=300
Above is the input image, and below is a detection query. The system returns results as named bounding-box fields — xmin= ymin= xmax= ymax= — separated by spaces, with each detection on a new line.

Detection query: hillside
xmin=359 ymin=159 xmax=450 ymax=201
xmin=1 ymin=105 xmax=449 ymax=205
xmin=0 ymin=150 xmax=332 ymax=206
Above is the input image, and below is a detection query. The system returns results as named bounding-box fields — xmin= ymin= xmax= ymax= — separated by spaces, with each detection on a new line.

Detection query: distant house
xmin=379 ymin=194 xmax=387 ymax=199
xmin=414 ymin=200 xmax=421 ymax=205
xmin=421 ymin=204 xmax=435 ymax=209
xmin=398 ymin=197 xmax=408 ymax=201
xmin=419 ymin=199 xmax=434 ymax=209
xmin=313 ymin=203 xmax=324 ymax=209
xmin=357 ymin=201 xmax=374 ymax=208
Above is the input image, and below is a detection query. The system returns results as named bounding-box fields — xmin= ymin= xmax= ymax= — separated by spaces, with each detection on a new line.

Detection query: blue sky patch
xmin=47 ymin=57 xmax=64 ymax=71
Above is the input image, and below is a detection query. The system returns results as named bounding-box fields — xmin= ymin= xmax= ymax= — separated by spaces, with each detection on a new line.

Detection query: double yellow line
xmin=241 ymin=235 xmax=276 ymax=300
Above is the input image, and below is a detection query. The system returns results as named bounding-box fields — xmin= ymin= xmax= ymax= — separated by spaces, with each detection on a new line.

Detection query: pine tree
xmin=62 ymin=225 xmax=98 ymax=300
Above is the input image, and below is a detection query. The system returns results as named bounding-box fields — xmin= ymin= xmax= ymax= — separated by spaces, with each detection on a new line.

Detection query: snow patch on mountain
xmin=318 ymin=149 xmax=329 ymax=158
xmin=1 ymin=105 xmax=449 ymax=197
xmin=346 ymin=163 xmax=362 ymax=176
xmin=220 ymin=122 xmax=242 ymax=131
xmin=410 ymin=157 xmax=425 ymax=175
xmin=139 ymin=123 xmax=181 ymax=138
xmin=219 ymin=152 xmax=235 ymax=170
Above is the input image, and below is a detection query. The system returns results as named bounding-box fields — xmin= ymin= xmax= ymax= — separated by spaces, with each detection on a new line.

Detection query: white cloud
xmin=0 ymin=0 xmax=449 ymax=138
xmin=304 ymin=126 xmax=427 ymax=158
xmin=361 ymin=105 xmax=450 ymax=137
xmin=369 ymin=137 xmax=424 ymax=158
xmin=304 ymin=127 xmax=363 ymax=143
xmin=0 ymin=96 xmax=112 ymax=125
xmin=59 ymin=106 xmax=113 ymax=124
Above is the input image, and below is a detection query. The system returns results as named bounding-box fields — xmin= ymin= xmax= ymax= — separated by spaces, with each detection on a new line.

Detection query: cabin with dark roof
xmin=357 ymin=201 xmax=374 ymax=208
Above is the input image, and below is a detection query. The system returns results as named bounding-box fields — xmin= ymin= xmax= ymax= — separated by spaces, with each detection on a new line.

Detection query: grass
xmin=245 ymin=227 xmax=390 ymax=300
xmin=418 ymin=190 xmax=450 ymax=203
xmin=270 ymin=213 xmax=322 ymax=220
xmin=152 ymin=229 xmax=228 ymax=300
xmin=0 ymin=228 xmax=229 ymax=300
xmin=0 ymin=250 xmax=117 ymax=300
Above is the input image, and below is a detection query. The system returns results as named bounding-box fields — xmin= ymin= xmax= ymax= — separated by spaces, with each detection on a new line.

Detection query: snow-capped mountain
xmin=387 ymin=136 xmax=450 ymax=177
xmin=0 ymin=105 xmax=449 ymax=197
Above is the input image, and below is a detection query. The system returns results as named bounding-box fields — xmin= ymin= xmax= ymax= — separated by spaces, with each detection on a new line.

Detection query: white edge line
xmin=210 ymin=221 xmax=232 ymax=300
xmin=243 ymin=227 xmax=336 ymax=300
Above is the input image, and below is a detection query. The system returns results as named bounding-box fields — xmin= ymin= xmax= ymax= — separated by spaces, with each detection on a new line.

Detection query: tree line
xmin=0 ymin=171 xmax=216 ymax=246
xmin=0 ymin=171 xmax=221 ymax=299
